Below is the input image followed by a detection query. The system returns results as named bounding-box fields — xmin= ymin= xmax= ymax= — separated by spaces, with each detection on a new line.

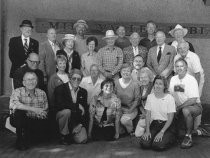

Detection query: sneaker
xmin=180 ymin=135 xmax=193 ymax=149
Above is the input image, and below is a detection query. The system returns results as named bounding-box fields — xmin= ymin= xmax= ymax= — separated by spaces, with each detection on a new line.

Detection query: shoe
xmin=59 ymin=135 xmax=71 ymax=145
xmin=180 ymin=135 xmax=193 ymax=149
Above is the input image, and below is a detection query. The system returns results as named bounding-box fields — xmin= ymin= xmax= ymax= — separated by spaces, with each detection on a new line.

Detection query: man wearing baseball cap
xmin=9 ymin=20 xmax=39 ymax=88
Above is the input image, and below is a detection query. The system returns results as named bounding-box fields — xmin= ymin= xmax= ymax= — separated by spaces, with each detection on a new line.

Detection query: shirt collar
xmin=158 ymin=43 xmax=165 ymax=50
xmin=24 ymin=87 xmax=38 ymax=97
xmin=48 ymin=39 xmax=55 ymax=46
xmin=22 ymin=35 xmax=29 ymax=41
xmin=68 ymin=82 xmax=80 ymax=93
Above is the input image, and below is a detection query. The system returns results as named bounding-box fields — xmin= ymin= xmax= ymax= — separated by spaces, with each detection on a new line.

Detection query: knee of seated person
xmin=152 ymin=141 xmax=166 ymax=151
xmin=120 ymin=116 xmax=131 ymax=125
xmin=60 ymin=109 xmax=71 ymax=117
xmin=182 ymin=107 xmax=191 ymax=116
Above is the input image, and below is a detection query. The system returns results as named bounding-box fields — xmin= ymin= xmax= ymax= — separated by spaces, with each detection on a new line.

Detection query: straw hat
xmin=103 ymin=30 xmax=118 ymax=40
xmin=62 ymin=34 xmax=75 ymax=40
xmin=73 ymin=20 xmax=88 ymax=29
xmin=169 ymin=24 xmax=188 ymax=37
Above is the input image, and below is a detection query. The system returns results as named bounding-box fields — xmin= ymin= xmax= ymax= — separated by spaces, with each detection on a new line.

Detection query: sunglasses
xmin=71 ymin=77 xmax=81 ymax=82
xmin=28 ymin=59 xmax=40 ymax=65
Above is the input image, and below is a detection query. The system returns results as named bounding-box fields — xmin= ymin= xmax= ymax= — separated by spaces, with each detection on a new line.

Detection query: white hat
xmin=169 ymin=24 xmax=188 ymax=37
xmin=73 ymin=20 xmax=88 ymax=29
xmin=103 ymin=30 xmax=118 ymax=40
xmin=62 ymin=34 xmax=75 ymax=40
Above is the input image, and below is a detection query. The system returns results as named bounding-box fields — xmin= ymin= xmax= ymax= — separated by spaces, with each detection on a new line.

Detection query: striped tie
xmin=24 ymin=39 xmax=29 ymax=55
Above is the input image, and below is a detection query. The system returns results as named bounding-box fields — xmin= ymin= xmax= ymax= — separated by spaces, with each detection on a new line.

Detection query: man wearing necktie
xmin=39 ymin=28 xmax=61 ymax=83
xmin=9 ymin=20 xmax=39 ymax=81
xmin=147 ymin=31 xmax=176 ymax=80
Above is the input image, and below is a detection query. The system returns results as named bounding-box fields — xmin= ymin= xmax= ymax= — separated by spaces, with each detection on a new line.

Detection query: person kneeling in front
xmin=54 ymin=69 xmax=88 ymax=145
xmin=140 ymin=75 xmax=176 ymax=151
xmin=9 ymin=71 xmax=48 ymax=150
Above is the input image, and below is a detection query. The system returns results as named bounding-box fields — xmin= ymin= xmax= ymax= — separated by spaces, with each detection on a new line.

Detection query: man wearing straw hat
xmin=73 ymin=20 xmax=89 ymax=57
xmin=169 ymin=24 xmax=195 ymax=53
xmin=97 ymin=30 xmax=123 ymax=79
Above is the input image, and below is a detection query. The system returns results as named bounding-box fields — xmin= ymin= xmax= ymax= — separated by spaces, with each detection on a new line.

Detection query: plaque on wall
xmin=36 ymin=18 xmax=210 ymax=38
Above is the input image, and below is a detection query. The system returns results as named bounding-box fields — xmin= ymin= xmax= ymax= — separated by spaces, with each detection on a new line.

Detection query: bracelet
xmin=160 ymin=130 xmax=165 ymax=133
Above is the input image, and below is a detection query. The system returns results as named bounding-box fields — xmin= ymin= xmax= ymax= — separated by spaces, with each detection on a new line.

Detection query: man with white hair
xmin=123 ymin=32 xmax=147 ymax=65
xmin=147 ymin=31 xmax=176 ymax=79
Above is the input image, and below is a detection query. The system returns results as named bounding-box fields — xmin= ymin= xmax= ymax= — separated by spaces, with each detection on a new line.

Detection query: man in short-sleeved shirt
xmin=169 ymin=58 xmax=202 ymax=149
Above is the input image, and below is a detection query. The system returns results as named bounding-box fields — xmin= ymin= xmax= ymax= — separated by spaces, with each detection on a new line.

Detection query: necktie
xmin=24 ymin=39 xmax=29 ymax=54
xmin=157 ymin=47 xmax=162 ymax=63
xmin=101 ymin=107 xmax=108 ymax=123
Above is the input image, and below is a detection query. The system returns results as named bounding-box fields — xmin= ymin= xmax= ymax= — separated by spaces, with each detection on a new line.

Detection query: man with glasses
xmin=13 ymin=53 xmax=44 ymax=90
xmin=10 ymin=72 xmax=48 ymax=150
xmin=54 ymin=69 xmax=88 ymax=145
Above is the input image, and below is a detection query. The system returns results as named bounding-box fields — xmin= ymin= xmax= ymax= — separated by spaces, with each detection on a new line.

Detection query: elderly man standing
xmin=10 ymin=72 xmax=48 ymax=150
xmin=169 ymin=58 xmax=202 ymax=149
xmin=73 ymin=20 xmax=89 ymax=56
xmin=39 ymin=28 xmax=61 ymax=83
xmin=169 ymin=24 xmax=195 ymax=52
xmin=97 ymin=30 xmax=123 ymax=78
xmin=174 ymin=41 xmax=205 ymax=129
xmin=114 ymin=26 xmax=130 ymax=50
xmin=9 ymin=20 xmax=39 ymax=84
xmin=13 ymin=53 xmax=44 ymax=90
xmin=147 ymin=31 xmax=176 ymax=79
xmin=123 ymin=32 xmax=148 ymax=65
xmin=140 ymin=21 xmax=157 ymax=51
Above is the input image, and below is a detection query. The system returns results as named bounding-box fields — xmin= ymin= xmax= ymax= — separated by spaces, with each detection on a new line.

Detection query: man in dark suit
xmin=54 ymin=69 xmax=88 ymax=145
xmin=39 ymin=28 xmax=61 ymax=83
xmin=9 ymin=20 xmax=39 ymax=80
xmin=147 ymin=31 xmax=176 ymax=79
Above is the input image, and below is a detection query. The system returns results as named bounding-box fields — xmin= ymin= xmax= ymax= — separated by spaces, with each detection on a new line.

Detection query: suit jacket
xmin=54 ymin=83 xmax=88 ymax=113
xmin=56 ymin=49 xmax=81 ymax=72
xmin=123 ymin=46 xmax=148 ymax=65
xmin=9 ymin=36 xmax=39 ymax=78
xmin=146 ymin=44 xmax=176 ymax=78
xmin=39 ymin=40 xmax=61 ymax=81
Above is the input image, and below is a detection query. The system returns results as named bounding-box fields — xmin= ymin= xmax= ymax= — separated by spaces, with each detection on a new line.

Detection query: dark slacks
xmin=92 ymin=125 xmax=115 ymax=141
xmin=140 ymin=120 xmax=175 ymax=150
xmin=13 ymin=110 xmax=49 ymax=144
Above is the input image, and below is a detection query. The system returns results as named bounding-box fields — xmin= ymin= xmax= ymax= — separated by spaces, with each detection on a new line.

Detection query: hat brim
xmin=73 ymin=23 xmax=88 ymax=29
xmin=102 ymin=36 xmax=118 ymax=40
xmin=19 ymin=24 xmax=34 ymax=28
xmin=169 ymin=28 xmax=188 ymax=37
xmin=62 ymin=37 xmax=75 ymax=41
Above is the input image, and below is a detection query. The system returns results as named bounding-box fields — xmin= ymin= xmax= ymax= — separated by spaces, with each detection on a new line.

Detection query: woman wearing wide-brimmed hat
xmin=56 ymin=34 xmax=81 ymax=73
xmin=168 ymin=24 xmax=195 ymax=53
xmin=97 ymin=30 xmax=123 ymax=79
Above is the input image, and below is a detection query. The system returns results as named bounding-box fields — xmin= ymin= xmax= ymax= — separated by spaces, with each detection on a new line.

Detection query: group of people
xmin=8 ymin=19 xmax=205 ymax=152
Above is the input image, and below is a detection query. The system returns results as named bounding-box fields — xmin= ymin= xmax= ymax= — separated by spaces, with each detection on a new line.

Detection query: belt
xmin=153 ymin=120 xmax=166 ymax=124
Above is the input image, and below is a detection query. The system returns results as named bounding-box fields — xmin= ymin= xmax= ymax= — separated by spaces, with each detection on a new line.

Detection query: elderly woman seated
xmin=140 ymin=75 xmax=176 ymax=151
xmin=134 ymin=67 xmax=154 ymax=137
xmin=115 ymin=63 xmax=140 ymax=135
xmin=88 ymin=78 xmax=121 ymax=141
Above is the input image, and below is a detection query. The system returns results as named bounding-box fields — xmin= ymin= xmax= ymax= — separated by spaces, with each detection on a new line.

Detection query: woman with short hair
xmin=88 ymin=78 xmax=121 ymax=141
xmin=115 ymin=63 xmax=140 ymax=135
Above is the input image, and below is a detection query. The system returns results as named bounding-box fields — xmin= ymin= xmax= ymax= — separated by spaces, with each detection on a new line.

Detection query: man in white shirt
xmin=169 ymin=58 xmax=202 ymax=149
xmin=174 ymin=42 xmax=205 ymax=129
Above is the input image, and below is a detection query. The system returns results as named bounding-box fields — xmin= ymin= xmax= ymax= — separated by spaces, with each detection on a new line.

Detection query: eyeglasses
xmin=24 ymin=78 xmax=37 ymax=82
xmin=71 ymin=77 xmax=81 ymax=82
xmin=28 ymin=59 xmax=40 ymax=65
